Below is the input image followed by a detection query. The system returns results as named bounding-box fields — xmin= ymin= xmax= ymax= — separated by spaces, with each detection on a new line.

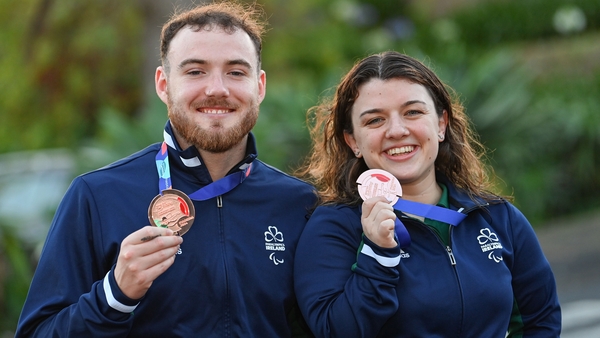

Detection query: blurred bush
xmin=415 ymin=0 xmax=600 ymax=222
xmin=0 ymin=226 xmax=33 ymax=333
xmin=0 ymin=0 xmax=144 ymax=153
xmin=450 ymin=0 xmax=599 ymax=46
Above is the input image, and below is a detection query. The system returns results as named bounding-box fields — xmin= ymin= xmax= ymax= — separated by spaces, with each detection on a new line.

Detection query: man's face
xmin=155 ymin=26 xmax=266 ymax=153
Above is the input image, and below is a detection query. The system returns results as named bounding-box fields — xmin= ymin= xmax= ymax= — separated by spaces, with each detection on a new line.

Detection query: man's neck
xmin=171 ymin=127 xmax=249 ymax=181
xmin=197 ymin=141 xmax=247 ymax=181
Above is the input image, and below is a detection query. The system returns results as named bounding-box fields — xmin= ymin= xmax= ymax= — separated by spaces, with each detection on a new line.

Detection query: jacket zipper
xmin=447 ymin=224 xmax=456 ymax=265
xmin=404 ymin=216 xmax=458 ymax=266
xmin=446 ymin=246 xmax=457 ymax=265
xmin=216 ymin=194 xmax=229 ymax=336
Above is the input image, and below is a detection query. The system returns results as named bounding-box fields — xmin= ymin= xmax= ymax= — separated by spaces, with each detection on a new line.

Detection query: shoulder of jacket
xmin=254 ymin=160 xmax=315 ymax=188
xmin=315 ymin=203 xmax=359 ymax=215
xmin=82 ymin=143 xmax=160 ymax=175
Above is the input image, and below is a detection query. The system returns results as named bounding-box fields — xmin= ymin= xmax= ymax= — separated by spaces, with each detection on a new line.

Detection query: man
xmin=16 ymin=2 xmax=316 ymax=337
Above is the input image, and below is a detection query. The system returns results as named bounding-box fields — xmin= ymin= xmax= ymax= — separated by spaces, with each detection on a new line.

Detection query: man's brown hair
xmin=159 ymin=1 xmax=267 ymax=73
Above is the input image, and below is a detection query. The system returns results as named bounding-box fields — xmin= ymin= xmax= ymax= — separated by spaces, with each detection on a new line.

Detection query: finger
xmin=123 ymin=235 xmax=183 ymax=264
xmin=141 ymin=241 xmax=181 ymax=266
xmin=362 ymin=200 xmax=393 ymax=232
xmin=378 ymin=218 xmax=396 ymax=236
xmin=127 ymin=226 xmax=175 ymax=244
xmin=372 ymin=207 xmax=397 ymax=228
xmin=362 ymin=202 xmax=397 ymax=248
xmin=361 ymin=196 xmax=392 ymax=221
xmin=115 ymin=238 xmax=181 ymax=299
xmin=123 ymin=227 xmax=181 ymax=254
xmin=117 ymin=228 xmax=182 ymax=279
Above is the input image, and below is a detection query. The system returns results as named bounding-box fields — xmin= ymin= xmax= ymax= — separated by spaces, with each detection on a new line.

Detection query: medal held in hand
xmin=148 ymin=189 xmax=195 ymax=236
xmin=357 ymin=169 xmax=411 ymax=247
xmin=356 ymin=169 xmax=402 ymax=203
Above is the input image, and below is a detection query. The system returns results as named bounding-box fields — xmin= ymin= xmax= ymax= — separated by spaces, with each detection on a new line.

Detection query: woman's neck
xmin=401 ymin=178 xmax=442 ymax=205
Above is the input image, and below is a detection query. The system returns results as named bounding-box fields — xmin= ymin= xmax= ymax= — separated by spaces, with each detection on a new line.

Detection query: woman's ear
xmin=438 ymin=110 xmax=449 ymax=142
xmin=344 ymin=132 xmax=361 ymax=158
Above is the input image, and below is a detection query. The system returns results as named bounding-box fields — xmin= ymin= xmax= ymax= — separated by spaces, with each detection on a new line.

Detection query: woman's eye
xmin=366 ymin=117 xmax=383 ymax=125
xmin=406 ymin=110 xmax=423 ymax=116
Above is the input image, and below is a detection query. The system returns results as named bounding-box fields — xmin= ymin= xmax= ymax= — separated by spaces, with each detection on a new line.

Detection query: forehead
xmin=167 ymin=25 xmax=258 ymax=67
xmin=354 ymin=78 xmax=434 ymax=107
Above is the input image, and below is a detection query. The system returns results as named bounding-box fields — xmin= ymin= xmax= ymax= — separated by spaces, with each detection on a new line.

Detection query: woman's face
xmin=344 ymin=78 xmax=447 ymax=188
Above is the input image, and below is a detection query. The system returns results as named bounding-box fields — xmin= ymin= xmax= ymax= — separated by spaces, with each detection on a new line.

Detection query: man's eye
xmin=230 ymin=71 xmax=246 ymax=76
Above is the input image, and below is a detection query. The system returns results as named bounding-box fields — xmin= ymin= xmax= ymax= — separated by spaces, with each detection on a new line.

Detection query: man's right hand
xmin=114 ymin=226 xmax=183 ymax=300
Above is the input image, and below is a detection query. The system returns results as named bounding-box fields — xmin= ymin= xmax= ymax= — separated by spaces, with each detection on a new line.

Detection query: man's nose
xmin=205 ymin=74 xmax=229 ymax=97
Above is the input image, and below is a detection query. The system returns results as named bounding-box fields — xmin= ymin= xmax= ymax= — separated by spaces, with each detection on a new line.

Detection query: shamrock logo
xmin=264 ymin=226 xmax=284 ymax=242
xmin=477 ymin=228 xmax=499 ymax=245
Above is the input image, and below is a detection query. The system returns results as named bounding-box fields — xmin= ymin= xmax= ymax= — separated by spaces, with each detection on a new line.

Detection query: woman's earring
xmin=438 ymin=134 xmax=444 ymax=141
xmin=354 ymin=149 xmax=361 ymax=157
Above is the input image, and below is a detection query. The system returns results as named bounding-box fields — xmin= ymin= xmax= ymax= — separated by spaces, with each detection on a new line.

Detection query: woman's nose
xmin=385 ymin=115 xmax=409 ymax=138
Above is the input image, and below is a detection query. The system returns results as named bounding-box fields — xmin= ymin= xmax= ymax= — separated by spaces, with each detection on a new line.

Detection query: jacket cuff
xmin=103 ymin=269 xmax=140 ymax=313
xmin=360 ymin=235 xmax=401 ymax=267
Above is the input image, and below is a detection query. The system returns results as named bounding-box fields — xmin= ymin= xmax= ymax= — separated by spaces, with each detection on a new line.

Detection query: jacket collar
xmin=435 ymin=171 xmax=492 ymax=213
xmin=163 ymin=120 xmax=257 ymax=184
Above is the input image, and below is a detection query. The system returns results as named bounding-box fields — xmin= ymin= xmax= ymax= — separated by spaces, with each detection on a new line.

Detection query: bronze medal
xmin=356 ymin=169 xmax=402 ymax=204
xmin=148 ymin=189 xmax=195 ymax=236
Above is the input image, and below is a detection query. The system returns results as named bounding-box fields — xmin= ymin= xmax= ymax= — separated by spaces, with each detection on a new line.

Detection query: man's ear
xmin=257 ymin=70 xmax=266 ymax=104
xmin=155 ymin=66 xmax=168 ymax=104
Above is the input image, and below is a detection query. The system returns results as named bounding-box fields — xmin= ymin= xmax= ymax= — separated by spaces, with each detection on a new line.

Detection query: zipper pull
xmin=217 ymin=195 xmax=223 ymax=208
xmin=446 ymin=246 xmax=457 ymax=265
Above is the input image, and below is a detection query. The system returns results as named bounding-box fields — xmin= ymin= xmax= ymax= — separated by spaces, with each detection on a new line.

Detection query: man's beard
xmin=167 ymin=96 xmax=259 ymax=153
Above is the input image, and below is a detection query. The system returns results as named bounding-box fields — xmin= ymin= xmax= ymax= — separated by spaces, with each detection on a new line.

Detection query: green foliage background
xmin=1 ymin=0 xmax=600 ymax=334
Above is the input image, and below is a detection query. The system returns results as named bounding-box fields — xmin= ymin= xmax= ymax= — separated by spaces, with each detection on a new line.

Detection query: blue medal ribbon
xmin=188 ymin=165 xmax=251 ymax=201
xmin=156 ymin=142 xmax=172 ymax=190
xmin=391 ymin=198 xmax=467 ymax=248
xmin=155 ymin=141 xmax=251 ymax=200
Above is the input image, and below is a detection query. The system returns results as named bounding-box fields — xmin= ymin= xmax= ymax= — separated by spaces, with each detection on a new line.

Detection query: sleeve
xmin=294 ymin=206 xmax=401 ymax=338
xmin=505 ymin=203 xmax=562 ymax=337
xmin=15 ymin=177 xmax=136 ymax=337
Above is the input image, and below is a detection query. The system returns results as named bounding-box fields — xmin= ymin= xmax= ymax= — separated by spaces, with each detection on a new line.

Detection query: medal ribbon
xmin=391 ymin=198 xmax=467 ymax=247
xmin=155 ymin=141 xmax=252 ymax=200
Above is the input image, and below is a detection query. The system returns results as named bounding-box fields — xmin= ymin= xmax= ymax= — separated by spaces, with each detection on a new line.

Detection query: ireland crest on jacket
xmin=477 ymin=228 xmax=503 ymax=263
xmin=265 ymin=226 xmax=285 ymax=265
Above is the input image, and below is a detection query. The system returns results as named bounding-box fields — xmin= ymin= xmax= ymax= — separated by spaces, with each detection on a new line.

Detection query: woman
xmin=294 ymin=51 xmax=561 ymax=337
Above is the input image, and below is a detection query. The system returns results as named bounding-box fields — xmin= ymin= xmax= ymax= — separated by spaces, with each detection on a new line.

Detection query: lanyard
xmin=155 ymin=141 xmax=252 ymax=201
xmin=392 ymin=198 xmax=467 ymax=247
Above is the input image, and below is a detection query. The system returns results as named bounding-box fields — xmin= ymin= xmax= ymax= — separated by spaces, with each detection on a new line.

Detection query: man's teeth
xmin=201 ymin=109 xmax=229 ymax=114
xmin=387 ymin=146 xmax=414 ymax=155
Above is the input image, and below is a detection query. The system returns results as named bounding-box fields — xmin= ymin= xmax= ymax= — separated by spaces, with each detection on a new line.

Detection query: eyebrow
xmin=177 ymin=58 xmax=253 ymax=71
xmin=358 ymin=99 xmax=427 ymax=118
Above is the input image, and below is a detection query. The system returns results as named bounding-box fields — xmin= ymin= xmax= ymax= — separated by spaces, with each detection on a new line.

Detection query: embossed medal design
xmin=148 ymin=189 xmax=195 ymax=236
xmin=356 ymin=169 xmax=402 ymax=204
